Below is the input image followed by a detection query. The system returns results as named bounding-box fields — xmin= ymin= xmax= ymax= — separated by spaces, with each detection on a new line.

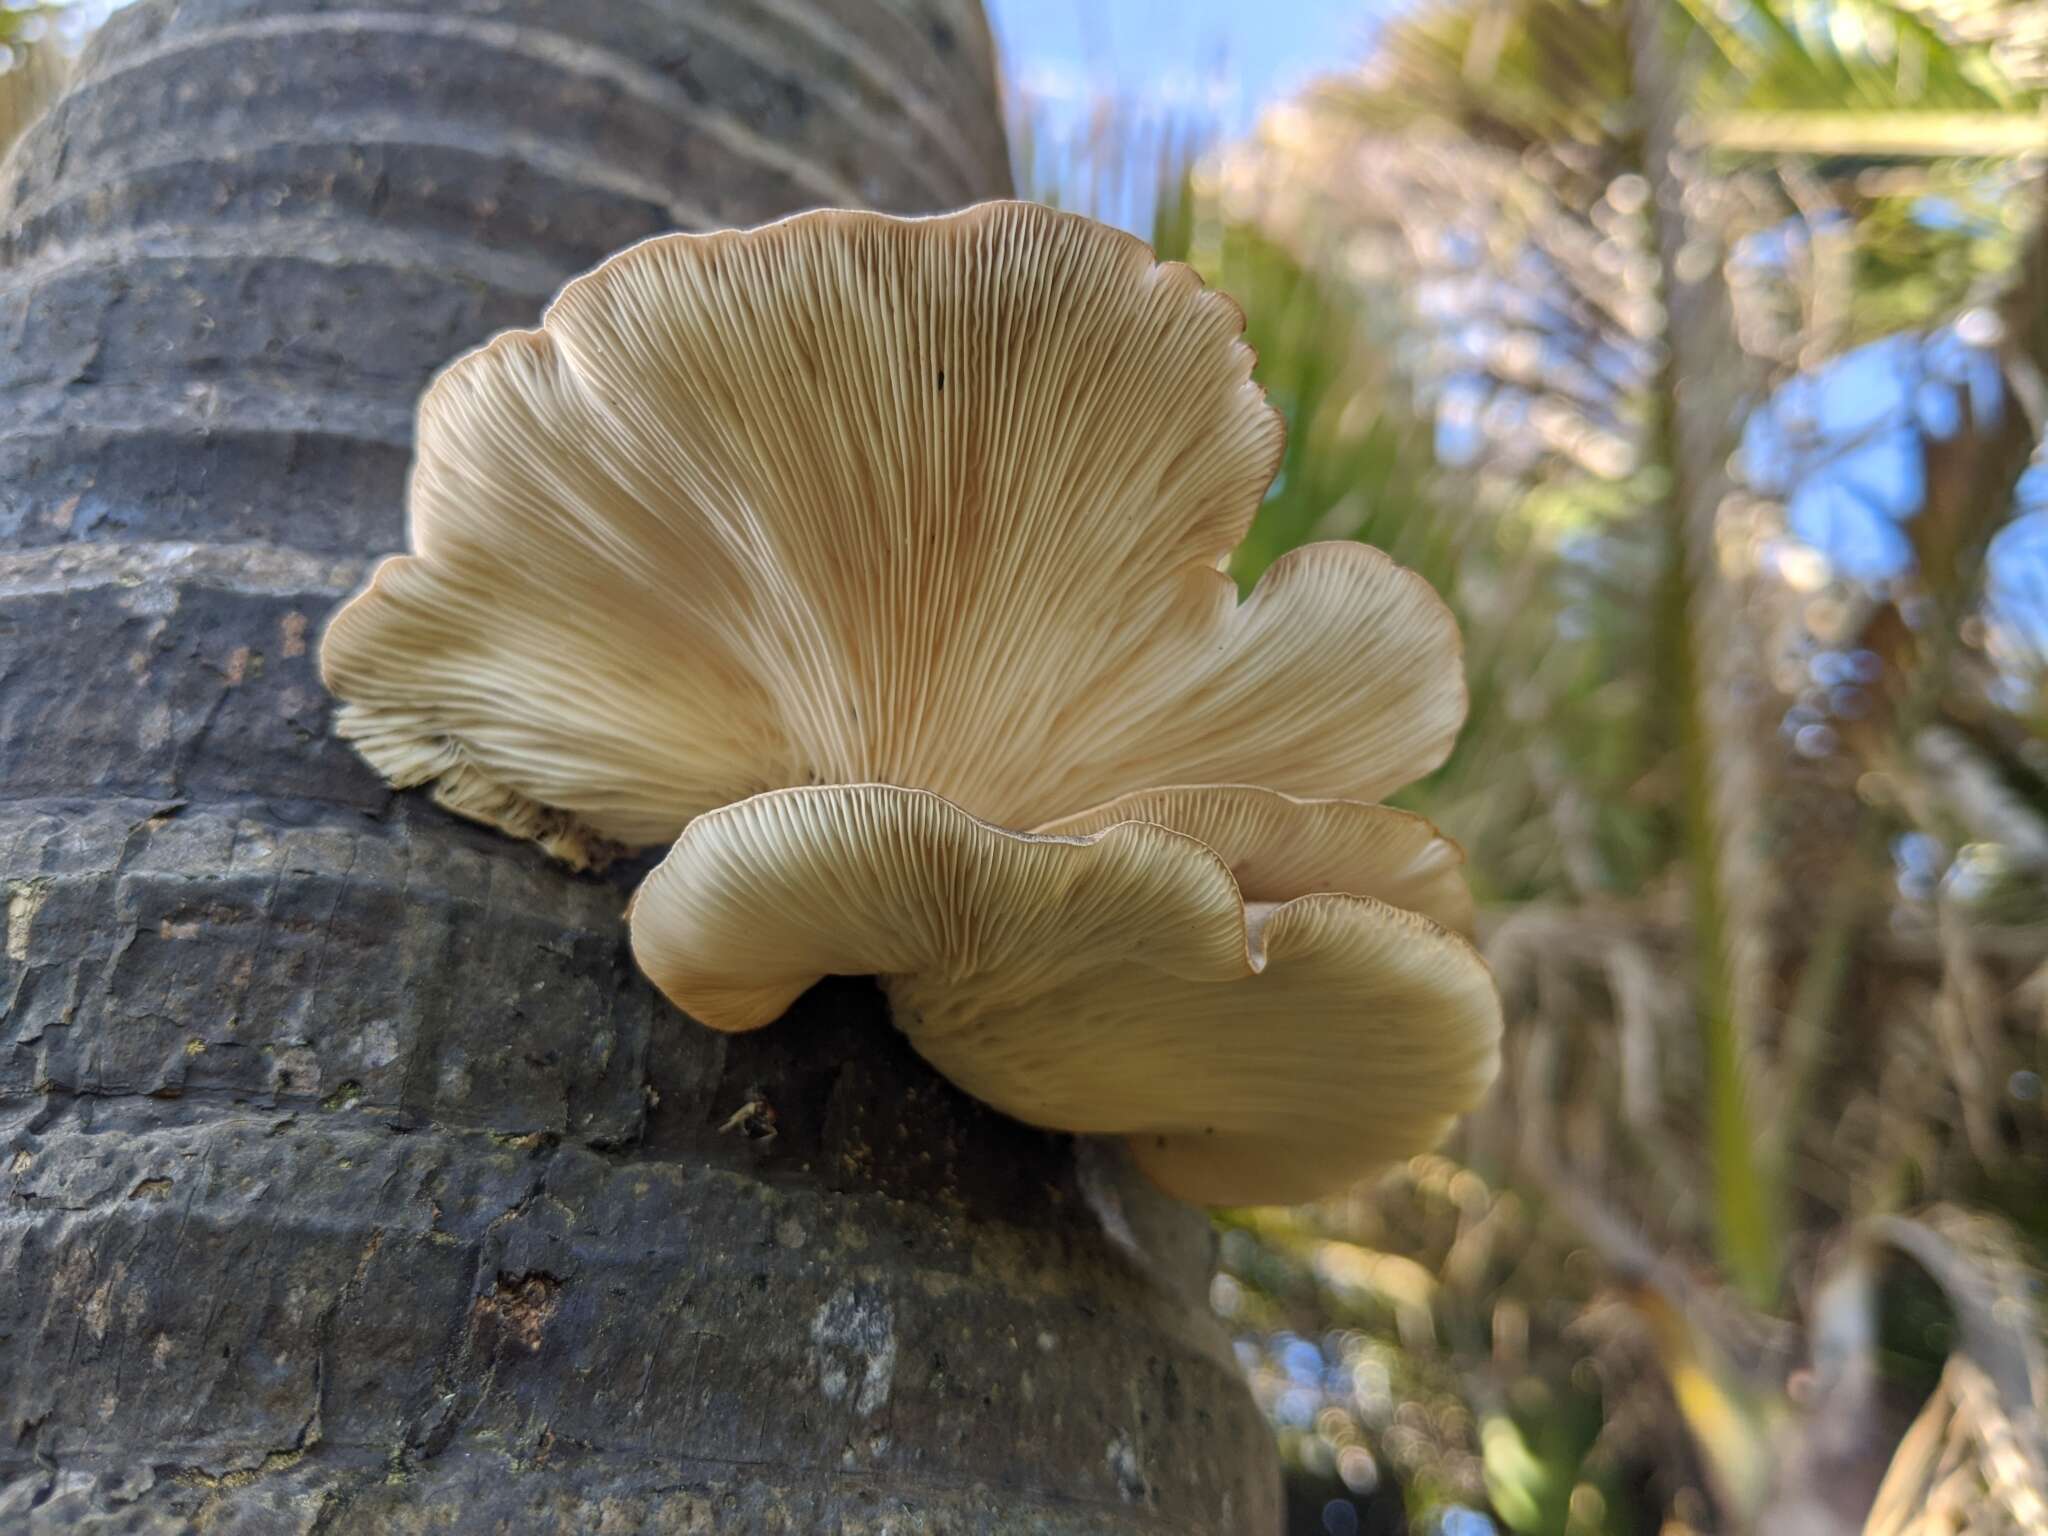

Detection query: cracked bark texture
xmin=0 ymin=3 xmax=1283 ymax=1530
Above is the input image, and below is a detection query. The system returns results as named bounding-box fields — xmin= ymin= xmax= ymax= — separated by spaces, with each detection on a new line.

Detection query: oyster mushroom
xmin=321 ymin=200 xmax=1462 ymax=865
xmin=321 ymin=200 xmax=1498 ymax=1203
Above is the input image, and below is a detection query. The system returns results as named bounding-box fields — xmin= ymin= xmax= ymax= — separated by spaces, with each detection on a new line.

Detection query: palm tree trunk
xmin=0 ymin=3 xmax=1280 ymax=1530
xmin=1625 ymin=0 xmax=1785 ymax=1310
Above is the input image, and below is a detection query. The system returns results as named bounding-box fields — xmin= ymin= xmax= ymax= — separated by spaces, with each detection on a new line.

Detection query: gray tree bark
xmin=0 ymin=3 xmax=1282 ymax=1530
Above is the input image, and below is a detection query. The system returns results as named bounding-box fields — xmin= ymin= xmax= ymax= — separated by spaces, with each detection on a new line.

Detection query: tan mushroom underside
xmin=1036 ymin=783 xmax=1475 ymax=937
xmin=321 ymin=200 xmax=1465 ymax=866
xmin=629 ymin=785 xmax=1501 ymax=1207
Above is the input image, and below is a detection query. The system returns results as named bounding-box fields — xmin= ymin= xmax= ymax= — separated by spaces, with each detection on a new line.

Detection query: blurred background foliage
xmin=0 ymin=5 xmax=66 ymax=160
xmin=1014 ymin=0 xmax=2048 ymax=1532
xmin=8 ymin=0 xmax=2048 ymax=1530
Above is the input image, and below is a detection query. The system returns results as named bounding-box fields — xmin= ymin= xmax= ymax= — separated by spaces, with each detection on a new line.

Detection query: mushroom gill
xmin=321 ymin=201 xmax=1462 ymax=868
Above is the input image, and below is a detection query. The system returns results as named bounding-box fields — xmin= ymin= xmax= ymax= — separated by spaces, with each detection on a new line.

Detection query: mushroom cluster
xmin=321 ymin=200 xmax=1500 ymax=1206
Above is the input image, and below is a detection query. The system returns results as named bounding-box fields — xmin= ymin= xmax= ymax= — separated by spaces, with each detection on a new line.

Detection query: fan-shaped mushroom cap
xmin=321 ymin=200 xmax=1464 ymax=866
xmin=628 ymin=785 xmax=1501 ymax=1207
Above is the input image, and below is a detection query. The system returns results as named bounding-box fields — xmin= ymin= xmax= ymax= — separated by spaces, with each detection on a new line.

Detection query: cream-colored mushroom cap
xmin=628 ymin=785 xmax=1501 ymax=1207
xmin=320 ymin=200 xmax=1465 ymax=866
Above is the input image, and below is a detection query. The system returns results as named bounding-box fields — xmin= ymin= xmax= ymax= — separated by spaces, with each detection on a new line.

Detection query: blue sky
xmin=987 ymin=0 xmax=1386 ymax=137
